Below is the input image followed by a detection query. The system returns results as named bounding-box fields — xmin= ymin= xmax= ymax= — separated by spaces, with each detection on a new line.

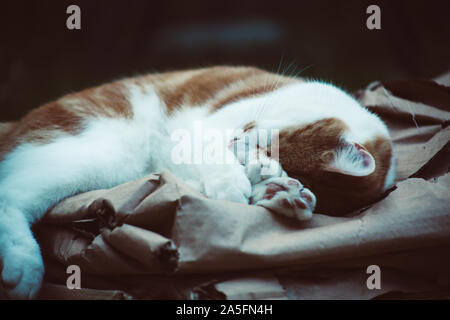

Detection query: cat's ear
xmin=324 ymin=141 xmax=375 ymax=177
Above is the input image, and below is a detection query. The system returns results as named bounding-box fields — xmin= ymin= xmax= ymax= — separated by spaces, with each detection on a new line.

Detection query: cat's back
xmin=0 ymin=66 xmax=295 ymax=156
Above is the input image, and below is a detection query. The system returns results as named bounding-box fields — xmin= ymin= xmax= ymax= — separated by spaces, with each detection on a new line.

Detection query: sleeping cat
xmin=0 ymin=66 xmax=395 ymax=299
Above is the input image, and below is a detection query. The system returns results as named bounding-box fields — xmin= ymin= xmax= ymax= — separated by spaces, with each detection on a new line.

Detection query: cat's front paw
xmin=203 ymin=172 xmax=252 ymax=204
xmin=251 ymin=177 xmax=316 ymax=221
xmin=1 ymin=245 xmax=44 ymax=299
xmin=245 ymin=155 xmax=285 ymax=184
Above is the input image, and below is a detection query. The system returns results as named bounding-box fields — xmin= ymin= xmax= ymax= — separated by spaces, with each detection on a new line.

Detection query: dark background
xmin=1 ymin=0 xmax=449 ymax=121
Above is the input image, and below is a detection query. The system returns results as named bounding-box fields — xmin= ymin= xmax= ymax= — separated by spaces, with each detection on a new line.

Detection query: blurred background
xmin=1 ymin=0 xmax=449 ymax=121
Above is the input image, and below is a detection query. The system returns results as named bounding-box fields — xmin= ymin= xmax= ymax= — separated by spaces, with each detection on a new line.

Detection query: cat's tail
xmin=0 ymin=201 xmax=44 ymax=299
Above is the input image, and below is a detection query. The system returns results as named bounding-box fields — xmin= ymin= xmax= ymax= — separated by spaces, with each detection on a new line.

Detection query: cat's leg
xmin=0 ymin=144 xmax=102 ymax=299
xmin=233 ymin=142 xmax=316 ymax=221
xmin=200 ymin=162 xmax=252 ymax=204
xmin=166 ymin=122 xmax=253 ymax=204
xmin=175 ymin=151 xmax=252 ymax=204
xmin=0 ymin=203 xmax=44 ymax=299
xmin=0 ymin=121 xmax=155 ymax=298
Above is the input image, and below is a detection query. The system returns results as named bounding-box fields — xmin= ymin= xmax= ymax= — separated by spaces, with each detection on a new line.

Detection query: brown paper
xmin=195 ymin=274 xmax=288 ymax=300
xmin=37 ymin=284 xmax=133 ymax=300
xmin=33 ymin=75 xmax=450 ymax=300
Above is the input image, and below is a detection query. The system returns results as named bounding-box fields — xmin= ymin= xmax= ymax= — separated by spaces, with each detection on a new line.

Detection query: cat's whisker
xmin=255 ymin=72 xmax=285 ymax=120
xmin=293 ymin=64 xmax=313 ymax=78
xmin=255 ymin=57 xmax=290 ymax=121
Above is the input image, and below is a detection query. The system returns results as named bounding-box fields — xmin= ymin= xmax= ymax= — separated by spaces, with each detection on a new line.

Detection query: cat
xmin=0 ymin=66 xmax=395 ymax=299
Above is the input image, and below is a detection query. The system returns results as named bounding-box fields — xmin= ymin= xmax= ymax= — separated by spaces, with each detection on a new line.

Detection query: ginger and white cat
xmin=0 ymin=66 xmax=395 ymax=299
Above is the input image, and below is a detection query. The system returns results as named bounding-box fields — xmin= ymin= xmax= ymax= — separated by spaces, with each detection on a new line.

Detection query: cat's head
xmin=237 ymin=81 xmax=396 ymax=215
xmin=270 ymin=116 xmax=395 ymax=215
xmin=223 ymin=73 xmax=396 ymax=215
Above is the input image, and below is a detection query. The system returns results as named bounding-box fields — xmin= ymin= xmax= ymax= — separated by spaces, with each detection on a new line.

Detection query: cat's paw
xmin=229 ymin=135 xmax=285 ymax=184
xmin=1 ymin=245 xmax=44 ymax=299
xmin=203 ymin=171 xmax=252 ymax=204
xmin=251 ymin=177 xmax=316 ymax=221
xmin=245 ymin=155 xmax=286 ymax=184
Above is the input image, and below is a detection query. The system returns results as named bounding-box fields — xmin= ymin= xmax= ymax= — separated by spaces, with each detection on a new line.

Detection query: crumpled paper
xmin=24 ymin=74 xmax=450 ymax=299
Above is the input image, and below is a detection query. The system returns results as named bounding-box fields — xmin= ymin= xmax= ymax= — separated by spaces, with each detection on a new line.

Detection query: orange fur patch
xmin=0 ymin=81 xmax=132 ymax=158
xmin=131 ymin=66 xmax=299 ymax=113
xmin=275 ymin=117 xmax=392 ymax=214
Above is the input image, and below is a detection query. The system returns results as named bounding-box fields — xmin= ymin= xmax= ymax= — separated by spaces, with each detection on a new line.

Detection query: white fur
xmin=0 ymin=80 xmax=395 ymax=298
xmin=210 ymin=82 xmax=390 ymax=143
xmin=384 ymin=155 xmax=397 ymax=190
xmin=330 ymin=142 xmax=376 ymax=177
